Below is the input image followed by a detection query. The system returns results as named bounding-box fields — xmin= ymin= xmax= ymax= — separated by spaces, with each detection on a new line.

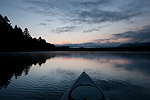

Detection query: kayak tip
xmin=61 ymin=71 xmax=111 ymax=100
xmin=82 ymin=71 xmax=86 ymax=73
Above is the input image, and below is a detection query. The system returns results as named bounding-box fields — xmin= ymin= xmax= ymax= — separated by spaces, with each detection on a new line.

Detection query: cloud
xmin=54 ymin=26 xmax=79 ymax=33
xmin=91 ymin=25 xmax=150 ymax=44
xmin=45 ymin=19 xmax=54 ymax=22
xmin=113 ymin=25 xmax=150 ymax=43
xmin=79 ymin=0 xmax=111 ymax=7
xmin=22 ymin=0 xmax=150 ymax=35
xmin=65 ymin=25 xmax=150 ymax=48
xmin=83 ymin=27 xmax=101 ymax=33
xmin=75 ymin=9 xmax=141 ymax=24
xmin=93 ymin=39 xmax=111 ymax=43
xmin=23 ymin=0 xmax=150 ymax=25
xmin=38 ymin=23 xmax=47 ymax=26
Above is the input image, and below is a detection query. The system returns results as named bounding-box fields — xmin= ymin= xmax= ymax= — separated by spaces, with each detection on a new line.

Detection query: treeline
xmin=0 ymin=14 xmax=56 ymax=52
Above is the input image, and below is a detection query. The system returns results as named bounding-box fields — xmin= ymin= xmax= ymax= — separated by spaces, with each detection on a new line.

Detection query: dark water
xmin=0 ymin=51 xmax=150 ymax=100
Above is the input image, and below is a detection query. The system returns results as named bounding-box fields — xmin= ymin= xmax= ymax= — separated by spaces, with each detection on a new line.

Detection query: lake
xmin=0 ymin=51 xmax=150 ymax=100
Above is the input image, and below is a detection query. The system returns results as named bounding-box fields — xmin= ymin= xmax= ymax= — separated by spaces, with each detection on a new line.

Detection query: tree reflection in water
xmin=0 ymin=52 xmax=56 ymax=89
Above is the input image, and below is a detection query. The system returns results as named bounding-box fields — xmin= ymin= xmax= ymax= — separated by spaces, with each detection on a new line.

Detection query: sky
xmin=0 ymin=0 xmax=150 ymax=47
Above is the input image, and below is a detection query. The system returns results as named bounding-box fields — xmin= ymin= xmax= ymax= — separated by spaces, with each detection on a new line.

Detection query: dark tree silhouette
xmin=38 ymin=37 xmax=46 ymax=43
xmin=23 ymin=28 xmax=31 ymax=37
xmin=0 ymin=14 xmax=56 ymax=52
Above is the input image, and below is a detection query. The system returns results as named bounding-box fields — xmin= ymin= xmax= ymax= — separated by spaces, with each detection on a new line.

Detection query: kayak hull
xmin=61 ymin=72 xmax=110 ymax=100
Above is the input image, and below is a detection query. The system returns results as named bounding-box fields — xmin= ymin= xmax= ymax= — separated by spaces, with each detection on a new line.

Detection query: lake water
xmin=0 ymin=51 xmax=150 ymax=100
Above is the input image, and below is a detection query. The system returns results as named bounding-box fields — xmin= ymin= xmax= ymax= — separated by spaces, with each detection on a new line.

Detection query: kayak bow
xmin=61 ymin=72 xmax=110 ymax=100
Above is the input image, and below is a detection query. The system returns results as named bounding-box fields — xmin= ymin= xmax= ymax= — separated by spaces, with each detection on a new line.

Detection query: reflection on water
xmin=0 ymin=51 xmax=150 ymax=100
xmin=0 ymin=52 xmax=55 ymax=89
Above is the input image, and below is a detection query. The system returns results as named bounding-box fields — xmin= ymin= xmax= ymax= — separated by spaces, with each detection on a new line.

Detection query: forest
xmin=0 ymin=14 xmax=56 ymax=52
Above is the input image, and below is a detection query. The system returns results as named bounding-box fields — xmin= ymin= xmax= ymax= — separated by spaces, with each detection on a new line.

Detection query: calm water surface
xmin=0 ymin=51 xmax=150 ymax=100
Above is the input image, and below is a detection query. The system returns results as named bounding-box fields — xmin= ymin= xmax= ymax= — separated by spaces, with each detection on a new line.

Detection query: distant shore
xmin=56 ymin=46 xmax=150 ymax=51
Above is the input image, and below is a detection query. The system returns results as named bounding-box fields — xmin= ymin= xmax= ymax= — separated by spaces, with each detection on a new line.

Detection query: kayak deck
xmin=61 ymin=72 xmax=110 ymax=100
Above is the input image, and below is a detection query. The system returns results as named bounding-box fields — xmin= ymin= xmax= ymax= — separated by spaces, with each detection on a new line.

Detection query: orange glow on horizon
xmin=61 ymin=42 xmax=72 ymax=44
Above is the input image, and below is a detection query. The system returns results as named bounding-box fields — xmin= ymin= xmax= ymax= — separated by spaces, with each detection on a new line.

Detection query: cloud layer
xmin=58 ymin=25 xmax=150 ymax=47
xmin=23 ymin=0 xmax=150 ymax=33
xmin=55 ymin=26 xmax=79 ymax=33
xmin=113 ymin=25 xmax=150 ymax=43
